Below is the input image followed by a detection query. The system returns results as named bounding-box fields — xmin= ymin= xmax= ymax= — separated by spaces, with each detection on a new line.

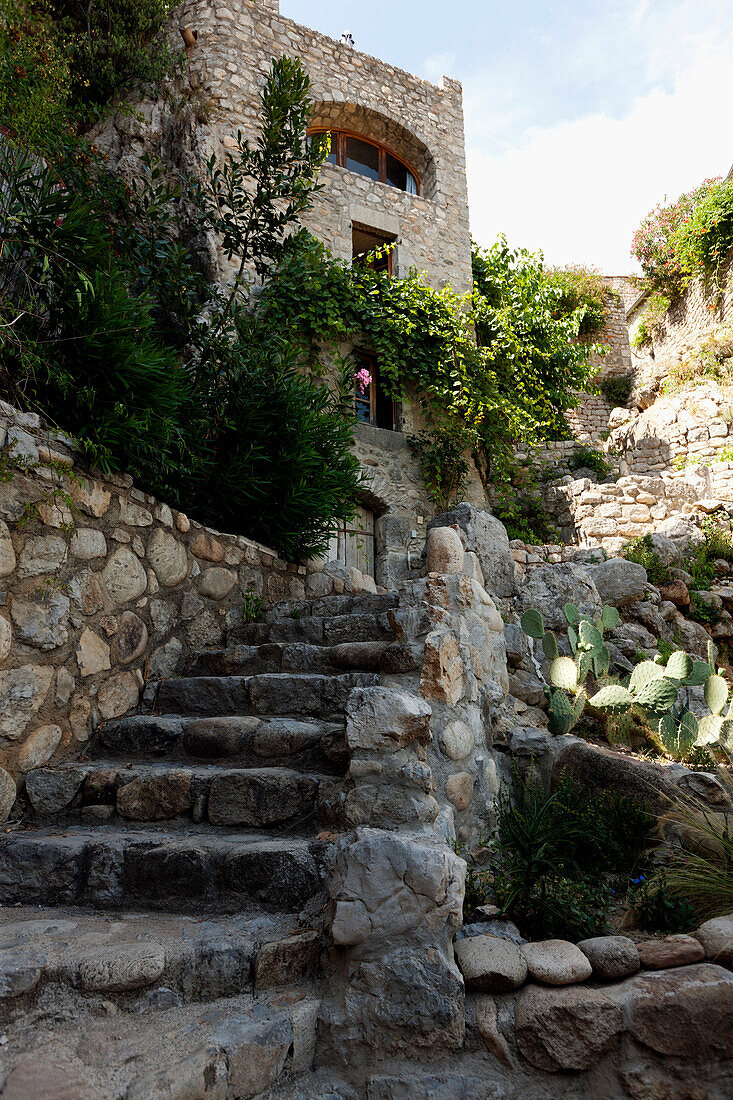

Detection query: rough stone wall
xmin=541 ymin=467 xmax=720 ymax=555
xmin=563 ymin=285 xmax=634 ymax=443
xmin=628 ymin=254 xmax=733 ymax=400
xmin=0 ymin=402 xmax=353 ymax=782
xmin=163 ymin=0 xmax=472 ymax=293
xmin=610 ymin=383 xmax=733 ymax=483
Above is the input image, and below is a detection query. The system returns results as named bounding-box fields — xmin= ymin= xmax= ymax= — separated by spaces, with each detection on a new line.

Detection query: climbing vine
xmin=257 ymin=233 xmax=604 ymax=503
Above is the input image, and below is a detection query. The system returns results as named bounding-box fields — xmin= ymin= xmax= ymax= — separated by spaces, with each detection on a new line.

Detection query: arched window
xmin=308 ymin=128 xmax=419 ymax=195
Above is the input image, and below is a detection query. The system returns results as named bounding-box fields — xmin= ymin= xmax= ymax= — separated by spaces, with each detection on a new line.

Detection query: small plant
xmin=486 ymin=774 xmax=652 ymax=940
xmin=627 ymin=873 xmax=698 ymax=933
xmin=622 ymin=534 xmax=671 ymax=586
xmin=599 ymin=373 xmax=634 ymax=407
xmin=569 ymin=446 xmax=611 ymax=479
xmin=241 ymin=588 xmax=264 ymax=624
xmin=653 ymin=764 xmax=733 ymax=919
xmin=631 ymin=292 xmax=671 ymax=348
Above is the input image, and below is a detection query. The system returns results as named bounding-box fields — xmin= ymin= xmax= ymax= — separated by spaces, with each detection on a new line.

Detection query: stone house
xmin=166 ymin=0 xmax=487 ymax=585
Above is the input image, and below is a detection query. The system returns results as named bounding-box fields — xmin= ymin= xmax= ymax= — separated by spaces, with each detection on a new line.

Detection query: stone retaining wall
xmin=538 ymin=468 xmax=724 ymax=555
xmin=0 ymin=402 xmax=355 ymax=782
xmin=610 ymin=382 xmax=733 ymax=481
xmin=629 ymin=252 xmax=733 ymax=402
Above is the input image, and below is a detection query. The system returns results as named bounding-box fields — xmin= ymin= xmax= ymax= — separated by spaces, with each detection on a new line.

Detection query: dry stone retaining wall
xmin=629 ymin=253 xmax=733 ymax=401
xmin=0 ymin=402 xmax=355 ymax=786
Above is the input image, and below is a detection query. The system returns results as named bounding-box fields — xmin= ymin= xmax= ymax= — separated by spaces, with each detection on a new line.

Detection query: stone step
xmin=266 ymin=592 xmax=399 ymax=620
xmin=235 ymin=609 xmax=399 ymax=646
xmin=89 ymin=713 xmax=348 ymax=770
xmin=0 ymin=905 xmax=322 ymax=1019
xmin=187 ymin=639 xmax=419 ymax=677
xmin=0 ymin=985 xmax=318 ymax=1099
xmin=0 ymin=825 xmax=329 ymax=913
xmin=151 ymin=671 xmax=380 ymax=719
xmin=25 ymin=761 xmax=336 ymax=831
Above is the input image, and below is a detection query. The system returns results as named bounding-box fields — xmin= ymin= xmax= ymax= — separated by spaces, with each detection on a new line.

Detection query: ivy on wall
xmin=257 ymin=233 xmax=605 ymax=509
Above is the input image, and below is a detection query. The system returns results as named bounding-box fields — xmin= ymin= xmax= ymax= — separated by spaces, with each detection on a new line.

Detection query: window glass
xmin=385 ymin=153 xmax=407 ymax=192
xmin=345 ymin=136 xmax=380 ymax=181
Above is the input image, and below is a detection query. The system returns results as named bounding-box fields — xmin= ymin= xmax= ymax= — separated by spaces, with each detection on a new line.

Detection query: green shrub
xmin=569 ymin=446 xmax=611 ymax=479
xmin=627 ymin=873 xmax=698 ymax=933
xmin=543 ymin=264 xmax=614 ymax=337
xmin=483 ymin=774 xmax=653 ymax=940
xmin=631 ymin=292 xmax=672 ymax=348
xmin=599 ymin=373 xmax=634 ymax=407
xmin=622 ymin=534 xmax=671 ymax=587
xmin=632 ymin=179 xmax=722 ymax=298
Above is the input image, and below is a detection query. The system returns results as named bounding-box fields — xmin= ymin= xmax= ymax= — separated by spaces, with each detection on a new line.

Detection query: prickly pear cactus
xmin=548 ymin=689 xmax=574 ymax=736
xmin=520 ymin=609 xmax=545 ymax=639
xmin=635 ymin=677 xmax=679 ymax=715
xmin=550 ymin=656 xmax=578 ymax=692
xmin=589 ymin=685 xmax=634 ymax=713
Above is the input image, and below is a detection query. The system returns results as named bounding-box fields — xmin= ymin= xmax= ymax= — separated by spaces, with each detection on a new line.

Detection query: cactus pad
xmin=685 ymin=660 xmax=713 ymax=687
xmin=542 ymin=631 xmax=559 ymax=660
xmin=548 ymin=689 xmax=574 ymax=735
xmin=705 ymin=673 xmax=728 ymax=716
xmin=601 ymin=605 xmax=620 ymax=631
xmin=635 ymin=677 xmax=678 ymax=714
xmin=521 ymin=609 xmax=545 ymax=639
xmin=550 ymin=656 xmax=578 ymax=691
xmin=630 ymin=660 xmax=667 ymax=692
xmin=563 ymin=603 xmax=579 ymax=625
xmin=665 ymin=651 xmax=693 ymax=682
xmin=589 ymin=685 xmax=634 ymax=712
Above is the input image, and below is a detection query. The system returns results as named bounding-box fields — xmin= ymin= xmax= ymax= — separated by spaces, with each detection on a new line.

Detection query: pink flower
xmin=355 ymin=367 xmax=372 ymax=394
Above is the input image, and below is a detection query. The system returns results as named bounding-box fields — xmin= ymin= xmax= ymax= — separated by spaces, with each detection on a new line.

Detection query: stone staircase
xmin=0 ymin=592 xmax=403 ymax=1099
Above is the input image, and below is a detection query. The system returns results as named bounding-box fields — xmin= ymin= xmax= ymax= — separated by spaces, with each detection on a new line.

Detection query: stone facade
xmin=564 ymin=284 xmax=634 ymax=443
xmin=166 ymin=0 xmax=473 ymax=293
xmin=92 ymin=0 xmax=478 ymax=578
xmin=0 ymin=401 xmax=365 ymax=785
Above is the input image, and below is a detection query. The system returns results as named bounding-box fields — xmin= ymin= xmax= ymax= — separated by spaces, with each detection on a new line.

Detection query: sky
xmin=280 ymin=1 xmax=732 ymax=273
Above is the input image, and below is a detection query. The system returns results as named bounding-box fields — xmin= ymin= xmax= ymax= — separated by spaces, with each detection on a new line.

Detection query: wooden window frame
xmin=308 ymin=128 xmax=420 ymax=196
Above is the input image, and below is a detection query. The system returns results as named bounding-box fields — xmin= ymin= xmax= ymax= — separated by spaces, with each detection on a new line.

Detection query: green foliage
xmin=543 ymin=264 xmax=614 ymax=337
xmin=627 ymin=874 xmax=698 ymax=933
xmin=408 ymin=425 xmax=471 ymax=512
xmin=622 ymin=534 xmax=671 ymax=586
xmin=569 ymin=445 xmax=611 ymax=479
xmin=599 ymin=373 xmax=634 ymax=407
xmin=0 ymin=0 xmax=180 ymax=145
xmin=519 ymin=596 xmax=731 ymax=758
xmin=631 ymin=292 xmax=672 ymax=348
xmin=1 ymin=58 xmax=360 ymax=561
xmin=661 ymin=327 xmax=733 ymax=395
xmin=632 ymin=178 xmax=723 ymax=298
xmin=673 ymin=179 xmax=733 ymax=289
xmin=487 ymin=774 xmax=652 ymax=940
xmin=241 ymin=588 xmax=264 ymax=624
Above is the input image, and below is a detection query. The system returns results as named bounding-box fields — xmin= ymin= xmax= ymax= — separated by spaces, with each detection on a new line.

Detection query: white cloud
xmin=465 ymin=12 xmax=732 ymax=272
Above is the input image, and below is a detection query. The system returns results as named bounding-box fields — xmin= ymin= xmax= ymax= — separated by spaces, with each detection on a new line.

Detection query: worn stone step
xmin=0 ymin=905 xmax=321 ymax=1021
xmin=235 ymin=610 xmax=400 ymax=646
xmin=0 ymin=984 xmax=318 ymax=1099
xmin=266 ymin=592 xmax=399 ymax=620
xmin=25 ymin=761 xmax=336 ymax=830
xmin=152 ymin=671 xmax=380 ymax=718
xmin=188 ymin=639 xmax=419 ymax=677
xmin=0 ymin=825 xmax=329 ymax=913
xmin=90 ymin=714 xmax=347 ymax=770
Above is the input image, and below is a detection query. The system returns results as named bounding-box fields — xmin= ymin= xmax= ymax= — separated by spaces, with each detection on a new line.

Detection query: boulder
xmin=628 ymin=963 xmax=733 ymax=1059
xmin=453 ymin=934 xmax=527 ymax=993
xmin=552 ymin=740 xmax=676 ymax=815
xmin=515 ymin=563 xmax=601 ymax=631
xmin=444 ymin=772 xmax=473 ymax=812
xmin=521 ymin=939 xmax=593 ymax=985
xmin=426 ymin=526 xmax=465 ymax=575
xmin=0 ymin=614 xmax=10 ymax=661
xmin=637 ymin=934 xmax=705 ymax=970
xmin=577 ymin=935 xmax=640 ymax=981
xmin=655 ymin=515 xmax=706 ymax=555
xmin=657 ymin=579 xmax=690 ymax=607
xmin=17 ymin=535 xmax=67 ymax=579
xmin=0 ymin=766 xmax=16 ymax=821
xmin=102 ymin=548 xmax=147 ymax=606
xmin=77 ymin=943 xmax=165 ymax=992
xmin=113 ymin=610 xmax=148 ymax=664
xmin=147 ymin=528 xmax=188 ymax=587
xmin=76 ymin=628 xmax=110 ymax=677
xmin=514 ymin=984 xmax=624 ymax=1072
xmin=17 ymin=724 xmax=62 ymax=771
xmin=438 ymin=720 xmax=474 ymax=761
xmin=0 ymin=518 xmax=16 ymax=576
xmin=427 ymin=504 xmax=516 ymax=598
xmin=473 ymin=993 xmax=511 ymax=1065
xmin=11 ymin=592 xmax=69 ymax=650
xmin=587 ymin=558 xmax=647 ymax=607
xmin=330 ymin=830 xmax=464 ymax=950
xmin=695 ymin=914 xmax=733 ymax=966
xmin=0 ymin=665 xmax=53 ymax=741
xmin=345 ymin=687 xmax=431 ymax=753
xmin=70 ymin=528 xmax=107 ymax=560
